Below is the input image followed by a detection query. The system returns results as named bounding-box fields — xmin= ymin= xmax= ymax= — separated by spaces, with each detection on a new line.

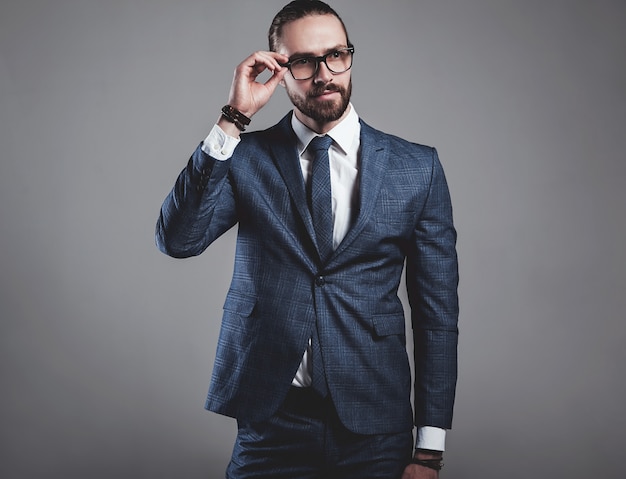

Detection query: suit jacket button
xmin=315 ymin=275 xmax=326 ymax=287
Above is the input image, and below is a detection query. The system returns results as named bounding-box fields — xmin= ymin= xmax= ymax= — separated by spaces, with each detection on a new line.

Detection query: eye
xmin=330 ymin=51 xmax=342 ymax=59
xmin=292 ymin=57 xmax=312 ymax=66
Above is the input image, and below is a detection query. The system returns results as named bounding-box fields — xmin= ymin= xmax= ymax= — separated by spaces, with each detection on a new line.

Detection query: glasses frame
xmin=280 ymin=46 xmax=355 ymax=81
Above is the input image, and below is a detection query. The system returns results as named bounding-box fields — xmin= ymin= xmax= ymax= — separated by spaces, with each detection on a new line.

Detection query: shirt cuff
xmin=201 ymin=124 xmax=240 ymax=161
xmin=416 ymin=426 xmax=446 ymax=452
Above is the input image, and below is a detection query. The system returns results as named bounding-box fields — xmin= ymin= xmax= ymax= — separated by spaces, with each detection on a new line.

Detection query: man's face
xmin=277 ymin=14 xmax=352 ymax=130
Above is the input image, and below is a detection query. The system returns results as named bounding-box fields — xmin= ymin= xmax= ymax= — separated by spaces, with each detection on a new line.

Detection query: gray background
xmin=1 ymin=0 xmax=625 ymax=477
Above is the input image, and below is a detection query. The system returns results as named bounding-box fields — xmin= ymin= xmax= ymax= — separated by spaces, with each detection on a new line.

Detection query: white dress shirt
xmin=202 ymin=105 xmax=446 ymax=451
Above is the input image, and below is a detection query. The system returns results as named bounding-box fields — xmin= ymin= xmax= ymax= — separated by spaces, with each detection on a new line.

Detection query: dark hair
xmin=268 ymin=0 xmax=350 ymax=52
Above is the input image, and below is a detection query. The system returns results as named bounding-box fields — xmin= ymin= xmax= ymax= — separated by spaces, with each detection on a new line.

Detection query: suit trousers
xmin=225 ymin=387 xmax=413 ymax=479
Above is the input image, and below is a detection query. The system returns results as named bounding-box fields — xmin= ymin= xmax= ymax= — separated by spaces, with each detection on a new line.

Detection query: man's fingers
xmin=264 ymin=66 xmax=287 ymax=89
xmin=242 ymin=51 xmax=288 ymax=77
xmin=228 ymin=51 xmax=289 ymax=117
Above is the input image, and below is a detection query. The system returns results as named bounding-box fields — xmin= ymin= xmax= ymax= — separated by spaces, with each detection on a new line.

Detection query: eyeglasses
xmin=281 ymin=46 xmax=355 ymax=80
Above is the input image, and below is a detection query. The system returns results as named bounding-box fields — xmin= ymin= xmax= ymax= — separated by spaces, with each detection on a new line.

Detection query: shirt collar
xmin=291 ymin=103 xmax=360 ymax=156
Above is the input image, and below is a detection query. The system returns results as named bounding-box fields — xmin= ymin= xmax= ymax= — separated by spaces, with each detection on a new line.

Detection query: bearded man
xmin=156 ymin=1 xmax=459 ymax=478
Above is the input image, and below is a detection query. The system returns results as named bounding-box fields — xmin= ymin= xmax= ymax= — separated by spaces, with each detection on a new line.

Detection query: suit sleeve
xmin=406 ymin=147 xmax=459 ymax=430
xmin=155 ymin=144 xmax=238 ymax=258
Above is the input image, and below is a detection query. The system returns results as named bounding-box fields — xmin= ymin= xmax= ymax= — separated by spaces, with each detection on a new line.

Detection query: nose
xmin=313 ymin=60 xmax=334 ymax=83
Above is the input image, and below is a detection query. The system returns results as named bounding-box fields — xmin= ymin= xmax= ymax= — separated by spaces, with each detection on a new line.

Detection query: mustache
xmin=308 ymin=83 xmax=343 ymax=98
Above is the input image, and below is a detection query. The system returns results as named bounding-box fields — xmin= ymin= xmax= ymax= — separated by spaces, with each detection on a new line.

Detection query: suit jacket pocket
xmin=223 ymin=293 xmax=257 ymax=333
xmin=372 ymin=313 xmax=406 ymax=337
xmin=223 ymin=293 xmax=256 ymax=316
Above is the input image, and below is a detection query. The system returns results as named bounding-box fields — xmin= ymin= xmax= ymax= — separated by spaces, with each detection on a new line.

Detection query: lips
xmin=310 ymin=85 xmax=341 ymax=99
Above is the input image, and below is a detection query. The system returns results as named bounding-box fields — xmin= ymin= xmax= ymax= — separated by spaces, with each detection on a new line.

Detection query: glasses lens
xmin=291 ymin=58 xmax=316 ymax=80
xmin=326 ymin=49 xmax=353 ymax=73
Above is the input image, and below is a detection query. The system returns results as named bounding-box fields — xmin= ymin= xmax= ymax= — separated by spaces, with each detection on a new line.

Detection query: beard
xmin=286 ymin=79 xmax=352 ymax=124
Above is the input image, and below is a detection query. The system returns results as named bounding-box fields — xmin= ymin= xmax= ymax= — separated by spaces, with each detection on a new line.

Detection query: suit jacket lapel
xmin=267 ymin=115 xmax=388 ymax=265
xmin=268 ymin=114 xmax=320 ymax=260
xmin=331 ymin=121 xmax=389 ymax=261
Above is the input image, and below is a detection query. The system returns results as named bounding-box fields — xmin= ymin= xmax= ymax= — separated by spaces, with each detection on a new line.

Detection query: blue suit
xmin=156 ymin=113 xmax=458 ymax=435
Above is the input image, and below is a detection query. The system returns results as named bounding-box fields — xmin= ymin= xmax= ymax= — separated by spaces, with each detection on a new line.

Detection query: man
xmin=156 ymin=1 xmax=458 ymax=478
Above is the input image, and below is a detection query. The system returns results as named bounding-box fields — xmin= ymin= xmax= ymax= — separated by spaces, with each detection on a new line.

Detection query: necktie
xmin=307 ymin=135 xmax=334 ymax=262
xmin=307 ymin=135 xmax=333 ymax=397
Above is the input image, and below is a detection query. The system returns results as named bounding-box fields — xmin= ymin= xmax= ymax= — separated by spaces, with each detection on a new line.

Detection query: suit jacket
xmin=156 ymin=112 xmax=458 ymax=435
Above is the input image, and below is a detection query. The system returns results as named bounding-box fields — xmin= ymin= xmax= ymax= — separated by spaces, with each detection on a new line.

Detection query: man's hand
xmin=227 ymin=51 xmax=288 ymax=118
xmin=401 ymin=450 xmax=442 ymax=479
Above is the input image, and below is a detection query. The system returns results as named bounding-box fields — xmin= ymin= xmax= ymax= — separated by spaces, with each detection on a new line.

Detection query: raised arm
xmin=155 ymin=51 xmax=288 ymax=257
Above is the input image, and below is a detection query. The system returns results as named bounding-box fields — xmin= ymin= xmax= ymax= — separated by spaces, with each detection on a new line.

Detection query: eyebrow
xmin=288 ymin=44 xmax=349 ymax=61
